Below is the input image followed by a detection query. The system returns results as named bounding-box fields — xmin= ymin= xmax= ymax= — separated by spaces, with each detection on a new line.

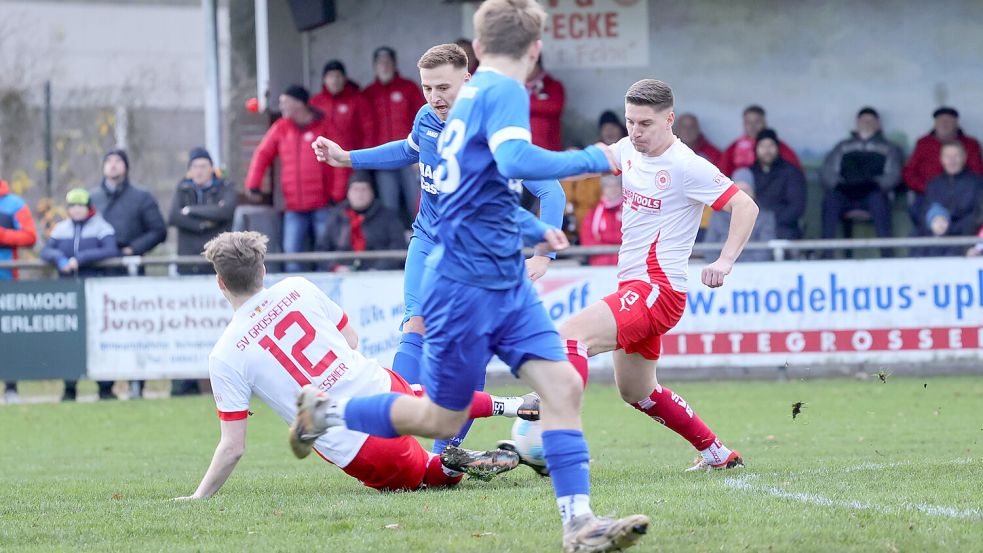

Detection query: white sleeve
xmin=684 ymin=155 xmax=739 ymax=211
xmin=299 ymin=278 xmax=349 ymax=331
xmin=209 ymin=356 xmax=251 ymax=420
xmin=612 ymin=137 xmax=630 ymax=173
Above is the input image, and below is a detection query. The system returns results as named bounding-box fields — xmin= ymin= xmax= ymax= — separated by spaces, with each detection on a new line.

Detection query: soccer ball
xmin=511 ymin=418 xmax=546 ymax=468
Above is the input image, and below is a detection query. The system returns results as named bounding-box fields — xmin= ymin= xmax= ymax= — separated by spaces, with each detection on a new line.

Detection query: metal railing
xmin=0 ymin=236 xmax=979 ymax=275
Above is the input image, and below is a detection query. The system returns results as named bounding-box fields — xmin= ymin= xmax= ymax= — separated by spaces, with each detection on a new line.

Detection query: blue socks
xmin=543 ymin=429 xmax=591 ymax=498
xmin=432 ymin=419 xmax=476 ymax=454
xmin=392 ymin=332 xmax=424 ymax=384
xmin=343 ymin=393 xmax=401 ymax=438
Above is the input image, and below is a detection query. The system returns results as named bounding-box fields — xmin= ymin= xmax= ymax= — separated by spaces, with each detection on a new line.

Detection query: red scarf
xmin=346 ymin=208 xmax=366 ymax=251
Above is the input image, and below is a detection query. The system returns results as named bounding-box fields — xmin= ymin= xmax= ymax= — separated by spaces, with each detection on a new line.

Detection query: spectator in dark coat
xmin=89 ymin=148 xmax=167 ymax=265
xmin=919 ymin=142 xmax=983 ymax=256
xmin=320 ymin=171 xmax=406 ymax=272
xmin=169 ymin=147 xmax=237 ymax=275
xmin=705 ymin=169 xmax=776 ymax=262
xmin=749 ymin=129 xmax=807 ymax=240
xmin=40 ymin=188 xmax=119 ymax=401
xmin=820 ymin=107 xmax=902 ymax=243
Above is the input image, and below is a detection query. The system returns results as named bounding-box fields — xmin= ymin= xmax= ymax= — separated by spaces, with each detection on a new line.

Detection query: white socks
xmin=557 ymin=494 xmax=593 ymax=525
xmin=699 ymin=440 xmax=733 ymax=466
xmin=489 ymin=395 xmax=525 ymax=417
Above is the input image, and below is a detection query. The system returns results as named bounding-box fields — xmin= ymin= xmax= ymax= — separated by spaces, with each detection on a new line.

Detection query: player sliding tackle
xmin=312 ymin=42 xmax=563 ymax=456
xmin=174 ymin=232 xmax=539 ymax=500
xmin=293 ymin=1 xmax=648 ymax=551
xmin=558 ymin=79 xmax=759 ymax=472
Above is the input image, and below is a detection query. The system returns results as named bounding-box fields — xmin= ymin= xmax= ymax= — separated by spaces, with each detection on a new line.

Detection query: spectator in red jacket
xmin=676 ymin=113 xmax=721 ymax=166
xmin=579 ymin=175 xmax=623 ymax=266
xmin=719 ymin=105 xmax=800 ymax=177
xmin=245 ymin=85 xmax=333 ymax=273
xmin=526 ymin=55 xmax=565 ymax=152
xmin=903 ymin=106 xmax=983 ymax=195
xmin=1 ymin=177 xmax=37 ymax=404
xmin=311 ymin=60 xmax=376 ymax=204
xmin=362 ymin=46 xmax=427 ymax=228
xmin=598 ymin=110 xmax=627 ymax=146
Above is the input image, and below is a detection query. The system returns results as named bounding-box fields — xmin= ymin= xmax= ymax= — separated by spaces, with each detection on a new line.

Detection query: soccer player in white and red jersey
xmin=559 ymin=79 xmax=760 ymax=472
xmin=174 ymin=231 xmax=532 ymax=500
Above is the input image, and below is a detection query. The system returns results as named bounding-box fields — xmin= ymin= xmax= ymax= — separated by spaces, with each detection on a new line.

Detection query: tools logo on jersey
xmin=655 ymin=170 xmax=671 ymax=190
xmin=623 ymin=187 xmax=662 ymax=215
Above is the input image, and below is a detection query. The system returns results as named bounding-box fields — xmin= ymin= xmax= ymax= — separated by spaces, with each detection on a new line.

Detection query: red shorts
xmin=602 ymin=280 xmax=686 ymax=361
xmin=316 ymin=369 xmax=430 ymax=491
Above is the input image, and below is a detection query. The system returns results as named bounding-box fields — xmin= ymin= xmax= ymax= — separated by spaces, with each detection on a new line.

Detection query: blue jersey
xmin=407 ymin=105 xmax=443 ymax=243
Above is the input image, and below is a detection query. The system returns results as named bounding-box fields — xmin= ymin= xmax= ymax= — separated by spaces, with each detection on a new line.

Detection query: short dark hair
xmin=933 ymin=106 xmax=959 ymax=119
xmin=857 ymin=106 xmax=879 ymax=119
xmin=625 ymin=79 xmax=673 ymax=111
xmin=322 ymin=59 xmax=346 ymax=77
xmin=744 ymin=105 xmax=766 ymax=117
xmin=373 ymin=46 xmax=396 ymax=63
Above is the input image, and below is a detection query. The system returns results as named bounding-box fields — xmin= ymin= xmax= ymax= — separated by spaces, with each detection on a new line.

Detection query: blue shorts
xmin=419 ymin=270 xmax=566 ymax=412
xmin=401 ymin=234 xmax=435 ymax=328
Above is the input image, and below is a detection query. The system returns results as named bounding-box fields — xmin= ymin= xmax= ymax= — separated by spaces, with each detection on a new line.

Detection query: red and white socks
xmin=631 ymin=384 xmax=731 ymax=462
xmin=565 ymin=339 xmax=590 ymax=388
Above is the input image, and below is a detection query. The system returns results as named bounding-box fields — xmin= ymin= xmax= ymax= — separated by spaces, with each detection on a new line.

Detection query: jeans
xmin=283 ymin=207 xmax=331 ymax=273
xmin=374 ymin=167 xmax=419 ymax=229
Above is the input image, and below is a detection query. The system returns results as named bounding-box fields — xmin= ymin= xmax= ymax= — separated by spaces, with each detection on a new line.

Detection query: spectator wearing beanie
xmin=749 ymin=129 xmax=807 ymax=240
xmin=597 ymin=111 xmax=627 ymax=146
xmin=245 ymin=85 xmax=334 ymax=273
xmin=361 ymin=46 xmax=427 ymax=229
xmin=320 ymin=171 xmax=406 ymax=272
xmin=719 ymin=105 xmax=801 ymax=178
xmin=89 ymin=148 xmax=166 ymax=270
xmin=310 ymin=60 xmax=377 ymax=204
xmin=169 ymin=147 xmax=237 ymax=275
xmin=41 ymin=188 xmax=119 ymax=401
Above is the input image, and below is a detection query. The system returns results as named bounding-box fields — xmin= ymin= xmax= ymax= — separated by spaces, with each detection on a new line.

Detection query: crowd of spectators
xmin=2 ymin=43 xmax=983 ymax=402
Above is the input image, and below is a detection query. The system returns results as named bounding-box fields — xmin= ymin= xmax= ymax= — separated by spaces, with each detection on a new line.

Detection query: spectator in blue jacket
xmin=41 ymin=188 xmax=119 ymax=400
xmin=919 ymin=142 xmax=983 ymax=256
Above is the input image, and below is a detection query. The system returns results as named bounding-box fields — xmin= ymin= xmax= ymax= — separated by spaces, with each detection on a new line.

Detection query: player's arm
xmin=515 ymin=205 xmax=569 ymax=258
xmin=702 ymin=190 xmax=759 ymax=288
xmin=522 ymin=178 xmax=566 ymax=280
xmin=312 ymin=136 xmax=420 ymax=170
xmin=175 ymin=418 xmax=247 ymax=500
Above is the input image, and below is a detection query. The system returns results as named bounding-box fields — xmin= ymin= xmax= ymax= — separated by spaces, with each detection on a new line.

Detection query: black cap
xmin=282 ymin=84 xmax=309 ymax=105
xmin=933 ymin=106 xmax=959 ymax=119
xmin=104 ymin=148 xmax=129 ymax=171
xmin=598 ymin=110 xmax=621 ymax=128
xmin=348 ymin=170 xmax=377 ymax=195
xmin=187 ymin=147 xmax=212 ymax=167
xmin=755 ymin=128 xmax=779 ymax=146
xmin=322 ymin=59 xmax=346 ymax=77
xmin=857 ymin=106 xmax=879 ymax=119
xmin=372 ymin=46 xmax=396 ymax=63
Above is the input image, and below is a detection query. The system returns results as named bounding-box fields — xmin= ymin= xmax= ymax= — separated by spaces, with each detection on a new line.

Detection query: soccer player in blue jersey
xmin=312 ymin=43 xmax=557 ymax=455
xmin=297 ymin=1 xmax=648 ymax=550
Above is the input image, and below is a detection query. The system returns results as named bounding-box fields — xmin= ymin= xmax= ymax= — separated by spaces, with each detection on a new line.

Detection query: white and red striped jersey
xmin=209 ymin=276 xmax=390 ymax=467
xmin=612 ymin=136 xmax=738 ymax=292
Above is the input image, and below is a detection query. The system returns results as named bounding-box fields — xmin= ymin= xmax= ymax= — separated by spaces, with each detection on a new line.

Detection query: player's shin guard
xmin=392 ymin=332 xmax=424 ymax=384
xmin=343 ymin=393 xmax=402 ymax=438
xmin=565 ymin=340 xmax=589 ymax=388
xmin=423 ymin=453 xmax=463 ymax=488
xmin=431 ymin=419 xmax=475 ymax=454
xmin=543 ymin=429 xmax=593 ymax=524
xmin=630 ymin=385 xmax=716 ymax=450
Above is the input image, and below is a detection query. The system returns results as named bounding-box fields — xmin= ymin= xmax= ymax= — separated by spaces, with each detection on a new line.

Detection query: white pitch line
xmin=724 ymin=474 xmax=983 ymax=521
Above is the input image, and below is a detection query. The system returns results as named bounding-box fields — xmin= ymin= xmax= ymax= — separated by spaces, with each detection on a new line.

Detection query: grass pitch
xmin=1 ymin=376 xmax=981 ymax=552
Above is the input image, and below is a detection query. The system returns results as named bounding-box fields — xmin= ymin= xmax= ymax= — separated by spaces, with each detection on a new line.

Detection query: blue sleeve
xmin=523 ymin=179 xmax=565 ymax=259
xmin=495 ymin=140 xmax=610 ymax=180
xmin=40 ymin=237 xmax=66 ymax=266
xmin=350 ymin=139 xmax=419 ymax=170
xmin=515 ymin=205 xmax=552 ymax=247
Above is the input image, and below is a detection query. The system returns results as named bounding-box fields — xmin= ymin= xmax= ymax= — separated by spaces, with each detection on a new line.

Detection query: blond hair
xmin=418 ymin=43 xmax=469 ymax=70
xmin=473 ymin=0 xmax=546 ymax=59
xmin=625 ymin=79 xmax=674 ymax=111
xmin=203 ymin=231 xmax=268 ymax=295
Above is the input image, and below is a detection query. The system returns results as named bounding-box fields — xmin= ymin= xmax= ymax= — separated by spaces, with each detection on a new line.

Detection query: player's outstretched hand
xmin=311 ymin=136 xmax=351 ymax=167
xmin=701 ymin=258 xmax=733 ymax=288
xmin=525 ymin=255 xmax=551 ymax=281
xmin=592 ymin=142 xmax=619 ymax=174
